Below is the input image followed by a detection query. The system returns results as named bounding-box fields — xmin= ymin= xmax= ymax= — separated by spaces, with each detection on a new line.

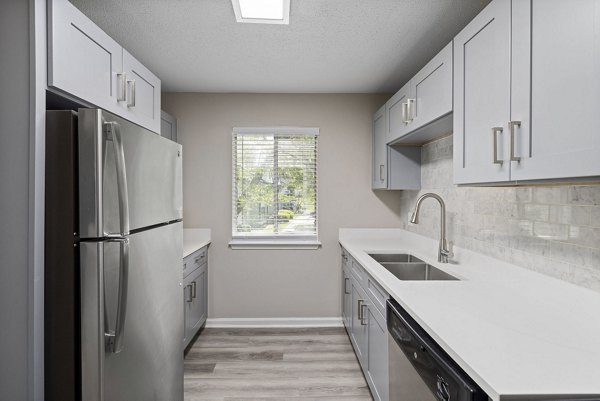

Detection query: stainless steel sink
xmin=369 ymin=253 xmax=425 ymax=264
xmin=368 ymin=254 xmax=459 ymax=281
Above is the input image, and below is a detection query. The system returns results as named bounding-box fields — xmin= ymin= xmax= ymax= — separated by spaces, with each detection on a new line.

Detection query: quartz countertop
xmin=339 ymin=228 xmax=600 ymax=401
xmin=183 ymin=228 xmax=211 ymax=258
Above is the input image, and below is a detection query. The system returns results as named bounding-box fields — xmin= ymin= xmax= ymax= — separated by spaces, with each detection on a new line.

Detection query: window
xmin=230 ymin=127 xmax=319 ymax=249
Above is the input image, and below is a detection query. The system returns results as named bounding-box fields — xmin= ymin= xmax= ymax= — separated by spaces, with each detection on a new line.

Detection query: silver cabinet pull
xmin=379 ymin=164 xmax=385 ymax=181
xmin=104 ymin=122 xmax=130 ymax=236
xmin=104 ymin=238 xmax=129 ymax=354
xmin=186 ymin=284 xmax=193 ymax=303
xmin=344 ymin=278 xmax=350 ymax=294
xmin=406 ymin=98 xmax=415 ymax=122
xmin=126 ymin=79 xmax=136 ymax=108
xmin=492 ymin=127 xmax=503 ymax=166
xmin=117 ymin=73 xmax=127 ymax=102
xmin=357 ymin=299 xmax=364 ymax=321
xmin=360 ymin=303 xmax=368 ymax=326
xmin=509 ymin=121 xmax=521 ymax=162
xmin=191 ymin=281 xmax=197 ymax=299
xmin=401 ymin=101 xmax=408 ymax=124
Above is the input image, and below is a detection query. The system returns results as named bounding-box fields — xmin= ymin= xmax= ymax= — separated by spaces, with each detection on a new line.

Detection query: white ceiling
xmin=70 ymin=0 xmax=490 ymax=93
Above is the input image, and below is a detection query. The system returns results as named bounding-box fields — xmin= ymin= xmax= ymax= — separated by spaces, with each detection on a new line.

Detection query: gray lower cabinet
xmin=341 ymin=248 xmax=389 ymax=401
xmin=183 ymin=246 xmax=209 ymax=349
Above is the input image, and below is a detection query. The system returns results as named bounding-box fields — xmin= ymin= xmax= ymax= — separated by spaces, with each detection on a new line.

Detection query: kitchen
xmin=1 ymin=0 xmax=600 ymax=400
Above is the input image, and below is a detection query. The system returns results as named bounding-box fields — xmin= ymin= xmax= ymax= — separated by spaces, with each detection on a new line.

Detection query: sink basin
xmin=369 ymin=253 xmax=424 ymax=264
xmin=368 ymin=254 xmax=459 ymax=281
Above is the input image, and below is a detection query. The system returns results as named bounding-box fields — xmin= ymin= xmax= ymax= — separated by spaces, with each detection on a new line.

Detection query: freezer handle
xmin=104 ymin=122 xmax=130 ymax=236
xmin=104 ymin=238 xmax=129 ymax=353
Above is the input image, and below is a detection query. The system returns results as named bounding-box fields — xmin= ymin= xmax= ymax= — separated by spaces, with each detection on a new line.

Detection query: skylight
xmin=231 ymin=0 xmax=290 ymax=25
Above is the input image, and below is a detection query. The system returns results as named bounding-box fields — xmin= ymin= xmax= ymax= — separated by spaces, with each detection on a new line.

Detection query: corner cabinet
xmin=341 ymin=248 xmax=389 ymax=401
xmin=372 ymin=105 xmax=421 ymax=190
xmin=183 ymin=246 xmax=209 ymax=349
xmin=454 ymin=0 xmax=600 ymax=184
xmin=48 ymin=0 xmax=161 ymax=134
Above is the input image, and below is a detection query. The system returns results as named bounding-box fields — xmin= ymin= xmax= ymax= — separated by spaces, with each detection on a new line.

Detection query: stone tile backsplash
xmin=398 ymin=135 xmax=600 ymax=293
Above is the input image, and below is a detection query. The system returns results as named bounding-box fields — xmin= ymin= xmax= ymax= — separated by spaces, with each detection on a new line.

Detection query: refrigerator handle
xmin=104 ymin=238 xmax=129 ymax=354
xmin=104 ymin=122 xmax=130 ymax=236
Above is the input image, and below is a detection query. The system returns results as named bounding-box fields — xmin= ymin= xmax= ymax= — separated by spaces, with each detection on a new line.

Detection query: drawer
xmin=350 ymin=258 xmax=366 ymax=289
xmin=367 ymin=275 xmax=389 ymax=318
xmin=183 ymin=246 xmax=208 ymax=278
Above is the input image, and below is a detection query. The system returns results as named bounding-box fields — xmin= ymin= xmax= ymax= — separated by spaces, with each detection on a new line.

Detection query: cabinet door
xmin=161 ymin=111 xmax=178 ymax=142
xmin=410 ymin=42 xmax=453 ymax=133
xmin=48 ymin=0 xmax=122 ymax=115
xmin=453 ymin=0 xmax=511 ymax=184
xmin=122 ymin=49 xmax=162 ymax=134
xmin=183 ymin=274 xmax=195 ymax=347
xmin=386 ymin=82 xmax=413 ymax=144
xmin=372 ymin=105 xmax=388 ymax=189
xmin=190 ymin=266 xmax=207 ymax=332
xmin=343 ymin=267 xmax=352 ymax=330
xmin=510 ymin=0 xmax=600 ymax=181
xmin=366 ymin=305 xmax=388 ymax=401
xmin=350 ymin=278 xmax=368 ymax=367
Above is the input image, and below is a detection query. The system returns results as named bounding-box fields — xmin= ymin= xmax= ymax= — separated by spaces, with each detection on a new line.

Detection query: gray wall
xmin=162 ymin=93 xmax=402 ymax=319
xmin=0 ymin=0 xmax=31 ymax=399
xmin=399 ymin=136 xmax=600 ymax=293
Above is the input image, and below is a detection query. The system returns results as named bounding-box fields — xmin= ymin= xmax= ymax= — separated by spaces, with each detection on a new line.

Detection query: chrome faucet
xmin=410 ymin=193 xmax=450 ymax=263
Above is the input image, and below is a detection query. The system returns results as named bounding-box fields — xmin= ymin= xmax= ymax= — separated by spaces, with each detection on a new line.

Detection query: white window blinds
xmin=232 ymin=127 xmax=318 ymax=240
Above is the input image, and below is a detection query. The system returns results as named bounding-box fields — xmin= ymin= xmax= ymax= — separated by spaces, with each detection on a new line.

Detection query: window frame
xmin=229 ymin=127 xmax=321 ymax=250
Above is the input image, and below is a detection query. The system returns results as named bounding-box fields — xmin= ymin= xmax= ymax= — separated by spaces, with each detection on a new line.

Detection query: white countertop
xmin=183 ymin=228 xmax=211 ymax=258
xmin=339 ymin=228 xmax=600 ymax=401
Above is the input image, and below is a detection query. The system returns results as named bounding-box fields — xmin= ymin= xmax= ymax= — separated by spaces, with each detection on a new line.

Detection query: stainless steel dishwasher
xmin=387 ymin=298 xmax=488 ymax=401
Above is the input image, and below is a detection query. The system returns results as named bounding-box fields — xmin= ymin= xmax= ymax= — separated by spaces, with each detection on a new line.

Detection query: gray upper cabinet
xmin=510 ymin=0 xmax=600 ymax=181
xmin=372 ymin=105 xmax=421 ymax=191
xmin=454 ymin=0 xmax=600 ymax=184
xmin=121 ymin=50 xmax=161 ymax=134
xmin=48 ymin=0 xmax=123 ymax=116
xmin=386 ymin=42 xmax=453 ymax=145
xmin=372 ymin=105 xmax=388 ymax=189
xmin=385 ymin=82 xmax=412 ymax=144
xmin=453 ymin=0 xmax=511 ymax=184
xmin=161 ymin=111 xmax=178 ymax=142
xmin=406 ymin=42 xmax=453 ymax=140
xmin=48 ymin=0 xmax=161 ymax=134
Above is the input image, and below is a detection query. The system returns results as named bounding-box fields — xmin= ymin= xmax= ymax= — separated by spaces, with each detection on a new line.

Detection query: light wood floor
xmin=184 ymin=327 xmax=374 ymax=401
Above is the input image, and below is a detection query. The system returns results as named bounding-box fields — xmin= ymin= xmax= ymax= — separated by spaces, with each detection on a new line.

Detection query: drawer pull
xmin=186 ymin=284 xmax=193 ymax=303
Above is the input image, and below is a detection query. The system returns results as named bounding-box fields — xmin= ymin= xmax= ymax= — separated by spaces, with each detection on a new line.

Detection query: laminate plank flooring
xmin=184 ymin=327 xmax=373 ymax=401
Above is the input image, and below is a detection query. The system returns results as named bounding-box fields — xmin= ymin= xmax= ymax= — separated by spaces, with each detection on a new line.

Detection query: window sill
xmin=228 ymin=239 xmax=322 ymax=250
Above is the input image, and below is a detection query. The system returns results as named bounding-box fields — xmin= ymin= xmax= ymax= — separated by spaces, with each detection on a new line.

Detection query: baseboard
xmin=205 ymin=317 xmax=343 ymax=328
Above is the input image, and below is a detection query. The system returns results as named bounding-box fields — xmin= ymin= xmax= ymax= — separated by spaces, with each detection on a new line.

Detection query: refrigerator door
xmin=80 ymin=222 xmax=184 ymax=401
xmin=78 ymin=108 xmax=183 ymax=239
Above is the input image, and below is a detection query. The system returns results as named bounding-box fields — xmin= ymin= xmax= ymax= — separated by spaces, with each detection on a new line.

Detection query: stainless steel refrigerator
xmin=45 ymin=108 xmax=184 ymax=401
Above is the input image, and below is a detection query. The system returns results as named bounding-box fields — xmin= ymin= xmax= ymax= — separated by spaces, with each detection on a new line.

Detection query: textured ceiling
xmin=70 ymin=0 xmax=490 ymax=93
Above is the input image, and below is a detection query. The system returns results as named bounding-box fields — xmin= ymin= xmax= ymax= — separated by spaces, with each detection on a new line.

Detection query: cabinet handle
xmin=492 ymin=127 xmax=503 ymax=165
xmin=360 ymin=303 xmax=368 ymax=326
xmin=117 ymin=73 xmax=127 ymax=102
xmin=406 ymin=98 xmax=415 ymax=122
xmin=191 ymin=281 xmax=197 ymax=299
xmin=357 ymin=299 xmax=364 ymax=321
xmin=401 ymin=101 xmax=408 ymax=124
xmin=126 ymin=79 xmax=136 ymax=108
xmin=186 ymin=284 xmax=193 ymax=303
xmin=509 ymin=121 xmax=521 ymax=162
xmin=344 ymin=278 xmax=350 ymax=294
xmin=379 ymin=164 xmax=385 ymax=181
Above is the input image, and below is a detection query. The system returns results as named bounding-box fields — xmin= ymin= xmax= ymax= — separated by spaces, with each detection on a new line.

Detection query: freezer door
xmin=79 ymin=108 xmax=182 ymax=238
xmin=80 ymin=222 xmax=184 ymax=401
